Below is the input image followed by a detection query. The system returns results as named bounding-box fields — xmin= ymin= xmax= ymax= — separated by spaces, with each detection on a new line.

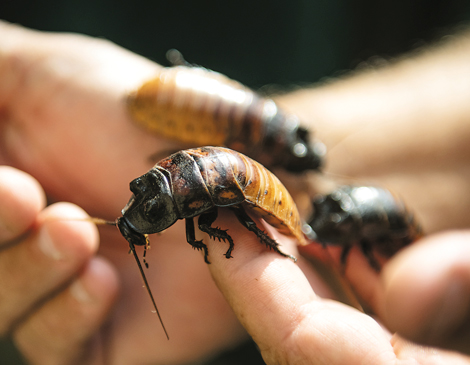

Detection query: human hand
xmin=0 ymin=166 xmax=117 ymax=364
xmin=0 ymin=21 xmax=251 ymax=364
xmin=379 ymin=230 xmax=470 ymax=355
xmin=2 ymin=19 xmax=470 ymax=365
xmin=273 ymin=33 xmax=470 ymax=362
xmin=204 ymin=212 xmax=470 ymax=364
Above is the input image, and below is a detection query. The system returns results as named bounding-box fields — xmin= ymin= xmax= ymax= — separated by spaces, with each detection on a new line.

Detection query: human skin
xmin=0 ymin=20 xmax=469 ymax=364
xmin=275 ymin=30 xmax=470 ymax=357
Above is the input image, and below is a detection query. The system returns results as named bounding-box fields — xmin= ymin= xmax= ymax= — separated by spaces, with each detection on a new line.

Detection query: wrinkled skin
xmin=1 ymin=21 xmax=470 ymax=365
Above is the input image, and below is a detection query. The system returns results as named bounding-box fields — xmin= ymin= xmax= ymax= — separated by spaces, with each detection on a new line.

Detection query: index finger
xmin=204 ymin=211 xmax=396 ymax=365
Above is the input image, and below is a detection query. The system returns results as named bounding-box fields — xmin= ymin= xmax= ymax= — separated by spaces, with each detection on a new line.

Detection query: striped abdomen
xmin=157 ymin=147 xmax=306 ymax=245
xmin=128 ymin=66 xmax=323 ymax=173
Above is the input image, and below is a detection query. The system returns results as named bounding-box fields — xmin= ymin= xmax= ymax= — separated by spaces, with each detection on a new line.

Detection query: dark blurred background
xmin=1 ymin=1 xmax=470 ymax=364
xmin=3 ymin=0 xmax=470 ymax=88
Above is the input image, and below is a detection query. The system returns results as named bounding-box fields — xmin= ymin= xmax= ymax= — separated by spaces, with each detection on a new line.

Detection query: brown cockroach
xmin=127 ymin=63 xmax=325 ymax=173
xmin=113 ymin=146 xmax=306 ymax=338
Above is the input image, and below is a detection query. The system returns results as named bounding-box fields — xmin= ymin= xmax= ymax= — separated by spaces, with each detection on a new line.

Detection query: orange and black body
xmin=127 ymin=66 xmax=325 ymax=173
xmin=117 ymin=146 xmax=306 ymax=266
xmin=304 ymin=185 xmax=422 ymax=270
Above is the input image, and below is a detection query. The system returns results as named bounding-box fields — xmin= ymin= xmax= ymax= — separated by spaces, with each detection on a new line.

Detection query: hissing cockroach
xmin=115 ymin=146 xmax=306 ymax=337
xmin=303 ymin=185 xmax=422 ymax=271
xmin=127 ymin=65 xmax=325 ymax=173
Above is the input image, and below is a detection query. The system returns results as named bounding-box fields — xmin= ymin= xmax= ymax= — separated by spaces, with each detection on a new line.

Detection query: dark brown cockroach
xmin=127 ymin=64 xmax=325 ymax=173
xmin=303 ymin=185 xmax=422 ymax=271
xmin=115 ymin=146 xmax=306 ymax=338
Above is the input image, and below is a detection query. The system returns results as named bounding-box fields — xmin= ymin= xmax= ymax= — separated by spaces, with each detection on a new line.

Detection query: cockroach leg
xmin=185 ymin=217 xmax=210 ymax=264
xmin=197 ymin=209 xmax=235 ymax=259
xmin=230 ymin=206 xmax=297 ymax=262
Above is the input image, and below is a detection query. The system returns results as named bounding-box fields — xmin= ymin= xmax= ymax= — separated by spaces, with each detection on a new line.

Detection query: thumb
xmin=379 ymin=230 xmax=470 ymax=354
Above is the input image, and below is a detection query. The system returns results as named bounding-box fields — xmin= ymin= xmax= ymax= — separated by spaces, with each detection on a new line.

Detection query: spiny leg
xmin=230 ymin=206 xmax=297 ymax=262
xmin=185 ymin=217 xmax=210 ymax=264
xmin=197 ymin=208 xmax=235 ymax=259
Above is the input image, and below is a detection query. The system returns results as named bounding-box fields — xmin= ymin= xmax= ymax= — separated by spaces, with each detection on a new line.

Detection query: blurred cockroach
xmin=127 ymin=58 xmax=325 ymax=173
xmin=303 ymin=185 xmax=422 ymax=271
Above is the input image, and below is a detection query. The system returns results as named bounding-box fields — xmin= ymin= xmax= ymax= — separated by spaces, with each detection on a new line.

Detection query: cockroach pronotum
xmin=127 ymin=62 xmax=325 ymax=173
xmin=303 ymin=185 xmax=422 ymax=271
xmin=112 ymin=146 xmax=306 ymax=338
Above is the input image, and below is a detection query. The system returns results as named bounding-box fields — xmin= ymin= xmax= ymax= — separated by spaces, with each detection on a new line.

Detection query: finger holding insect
xmin=14 ymin=256 xmax=119 ymax=365
xmin=205 ymin=212 xmax=470 ymax=364
xmin=203 ymin=211 xmax=399 ymax=365
xmin=0 ymin=200 xmax=99 ymax=335
xmin=0 ymin=166 xmax=46 ymax=243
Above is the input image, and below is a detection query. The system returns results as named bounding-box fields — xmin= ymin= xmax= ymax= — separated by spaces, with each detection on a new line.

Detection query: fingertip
xmin=38 ymin=202 xmax=99 ymax=260
xmin=0 ymin=166 xmax=46 ymax=242
xmin=380 ymin=231 xmax=470 ymax=348
xmin=203 ymin=211 xmax=317 ymax=346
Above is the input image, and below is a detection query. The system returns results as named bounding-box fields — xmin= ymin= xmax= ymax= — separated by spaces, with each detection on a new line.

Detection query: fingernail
xmin=427 ymin=278 xmax=470 ymax=341
xmin=37 ymin=226 xmax=63 ymax=260
xmin=70 ymin=278 xmax=93 ymax=303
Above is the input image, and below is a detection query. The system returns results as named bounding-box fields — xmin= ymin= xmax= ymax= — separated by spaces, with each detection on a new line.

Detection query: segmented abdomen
xmin=185 ymin=147 xmax=306 ymax=245
xmin=127 ymin=66 xmax=323 ymax=172
xmin=128 ymin=66 xmax=233 ymax=145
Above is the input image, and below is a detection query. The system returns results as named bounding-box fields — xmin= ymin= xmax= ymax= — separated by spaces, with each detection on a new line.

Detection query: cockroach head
xmin=120 ymin=168 xmax=178 ymax=235
xmin=307 ymin=190 xmax=357 ymax=246
xmin=285 ymin=127 xmax=326 ymax=173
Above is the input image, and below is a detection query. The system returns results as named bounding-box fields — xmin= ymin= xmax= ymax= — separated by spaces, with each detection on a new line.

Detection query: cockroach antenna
xmin=128 ymin=239 xmax=170 ymax=340
xmin=92 ymin=217 xmax=170 ymax=340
